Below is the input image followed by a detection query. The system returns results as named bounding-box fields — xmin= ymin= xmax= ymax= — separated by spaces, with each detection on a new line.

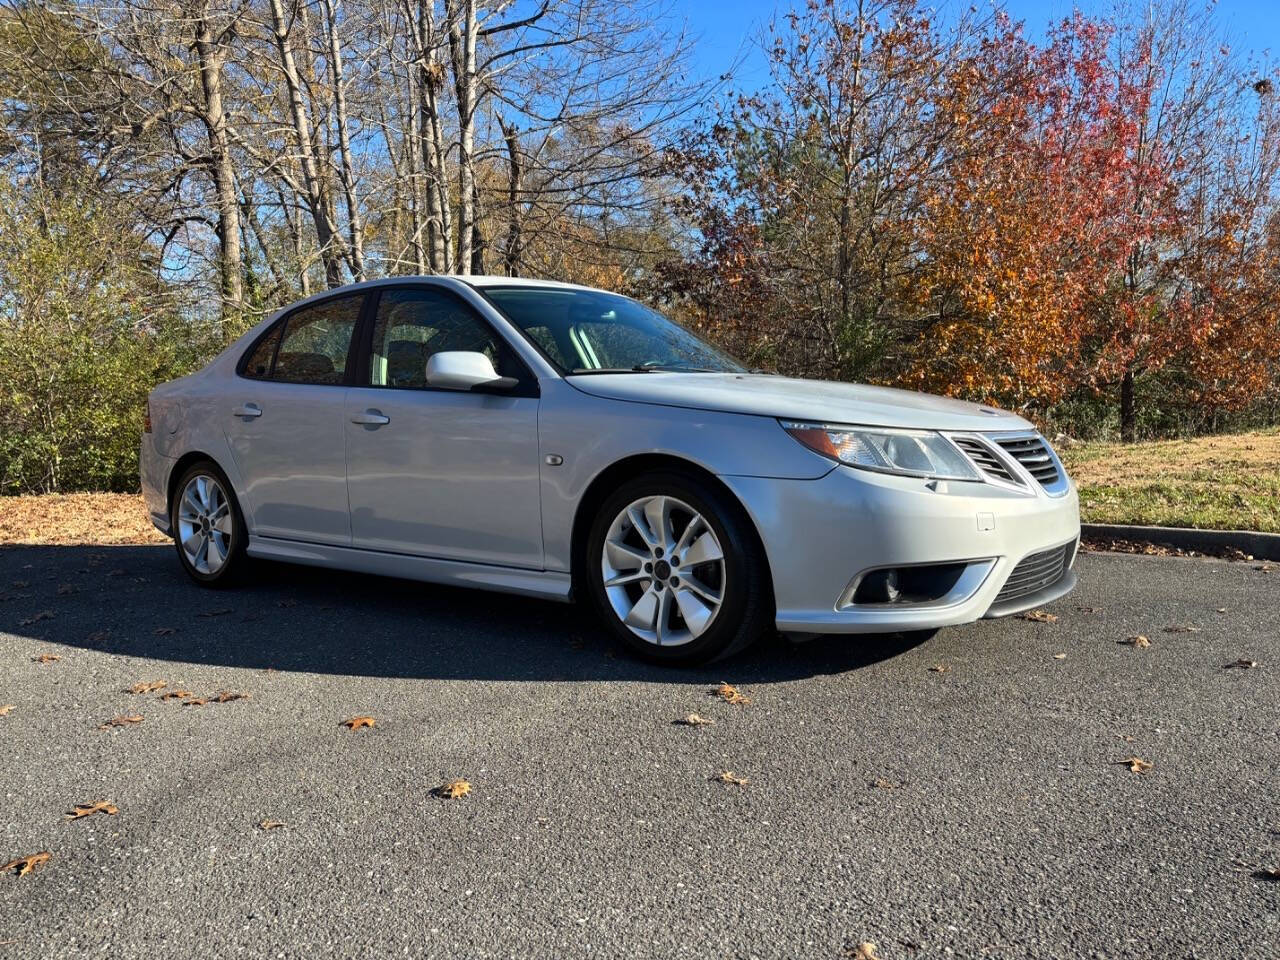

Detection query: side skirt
xmin=246 ymin=536 xmax=573 ymax=603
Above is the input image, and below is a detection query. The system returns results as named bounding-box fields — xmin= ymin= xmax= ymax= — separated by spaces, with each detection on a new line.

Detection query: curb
xmin=1082 ymin=523 xmax=1280 ymax=561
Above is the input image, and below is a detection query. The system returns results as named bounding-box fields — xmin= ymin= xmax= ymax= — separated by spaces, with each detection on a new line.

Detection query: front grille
xmin=993 ymin=434 xmax=1061 ymax=488
xmin=951 ymin=436 xmax=1023 ymax=486
xmin=995 ymin=541 xmax=1074 ymax=604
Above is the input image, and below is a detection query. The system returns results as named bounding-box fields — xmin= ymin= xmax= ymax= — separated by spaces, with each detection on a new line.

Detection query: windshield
xmin=479 ymin=286 xmax=745 ymax=374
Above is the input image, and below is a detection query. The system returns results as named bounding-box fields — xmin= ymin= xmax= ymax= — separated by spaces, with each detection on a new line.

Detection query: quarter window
xmin=272 ymin=295 xmax=363 ymax=385
xmin=369 ymin=288 xmax=521 ymax=389
xmin=241 ymin=323 xmax=282 ymax=380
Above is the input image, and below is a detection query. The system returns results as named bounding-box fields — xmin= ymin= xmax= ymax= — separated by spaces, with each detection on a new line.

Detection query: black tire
xmin=584 ymin=470 xmax=772 ymax=665
xmin=169 ymin=460 xmax=248 ymax=588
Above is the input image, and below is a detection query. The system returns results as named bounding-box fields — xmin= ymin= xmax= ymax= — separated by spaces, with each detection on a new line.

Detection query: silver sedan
xmin=141 ymin=276 xmax=1079 ymax=664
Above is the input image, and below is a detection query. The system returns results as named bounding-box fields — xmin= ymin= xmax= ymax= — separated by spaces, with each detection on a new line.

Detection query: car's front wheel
xmin=170 ymin=461 xmax=247 ymax=587
xmin=585 ymin=471 xmax=772 ymax=665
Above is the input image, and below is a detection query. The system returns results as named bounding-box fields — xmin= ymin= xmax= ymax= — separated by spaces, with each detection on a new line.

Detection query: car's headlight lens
xmin=780 ymin=421 xmax=980 ymax=481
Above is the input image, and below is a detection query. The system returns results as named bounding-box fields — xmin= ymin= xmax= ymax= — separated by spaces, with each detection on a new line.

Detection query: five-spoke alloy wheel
xmin=171 ymin=461 xmax=246 ymax=586
xmin=586 ymin=471 xmax=771 ymax=664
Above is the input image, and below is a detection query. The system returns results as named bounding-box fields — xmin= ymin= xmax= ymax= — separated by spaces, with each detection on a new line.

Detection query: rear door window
xmin=271 ymin=295 xmax=363 ymax=385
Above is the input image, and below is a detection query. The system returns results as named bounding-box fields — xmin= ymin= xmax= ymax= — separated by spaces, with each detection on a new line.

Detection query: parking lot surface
xmin=1 ymin=546 xmax=1278 ymax=958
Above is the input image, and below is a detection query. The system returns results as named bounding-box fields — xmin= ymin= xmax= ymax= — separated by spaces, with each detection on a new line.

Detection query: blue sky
xmin=681 ymin=0 xmax=1280 ymax=89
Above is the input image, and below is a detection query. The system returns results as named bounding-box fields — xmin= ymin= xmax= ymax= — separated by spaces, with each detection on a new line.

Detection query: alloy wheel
xmin=600 ymin=495 xmax=726 ymax=647
xmin=177 ymin=474 xmax=234 ymax=575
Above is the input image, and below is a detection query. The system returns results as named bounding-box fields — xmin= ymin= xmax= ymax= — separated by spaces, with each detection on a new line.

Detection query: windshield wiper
xmin=631 ymin=362 xmax=718 ymax=373
xmin=568 ymin=366 xmax=653 ymax=374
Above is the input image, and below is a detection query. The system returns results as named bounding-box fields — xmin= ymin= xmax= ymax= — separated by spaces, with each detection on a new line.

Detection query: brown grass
xmin=0 ymin=494 xmax=167 ymax=546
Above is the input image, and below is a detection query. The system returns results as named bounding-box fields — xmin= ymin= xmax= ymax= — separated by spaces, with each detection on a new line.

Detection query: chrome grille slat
xmin=951 ymin=436 xmax=1022 ymax=486
xmin=992 ymin=434 xmax=1063 ymax=490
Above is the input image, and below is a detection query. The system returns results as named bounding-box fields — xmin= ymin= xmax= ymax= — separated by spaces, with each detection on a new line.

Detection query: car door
xmin=224 ymin=293 xmax=363 ymax=546
xmin=344 ymin=284 xmax=544 ymax=568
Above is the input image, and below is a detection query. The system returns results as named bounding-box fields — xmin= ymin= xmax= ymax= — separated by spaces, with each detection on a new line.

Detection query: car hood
xmin=564 ymin=373 xmax=1033 ymax=433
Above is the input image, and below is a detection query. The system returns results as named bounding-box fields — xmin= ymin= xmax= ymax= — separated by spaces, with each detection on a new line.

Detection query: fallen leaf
xmin=1163 ymin=624 xmax=1200 ymax=634
xmin=1020 ymin=609 xmax=1058 ymax=623
xmin=928 ymin=664 xmax=949 ymax=673
xmin=341 ymin=715 xmax=376 ymax=730
xmin=258 ymin=820 xmax=286 ymax=831
xmin=847 ymin=942 xmax=881 ymax=960
xmin=126 ymin=681 xmax=166 ymax=694
xmin=159 ymin=689 xmax=194 ymax=701
xmin=196 ymin=608 xmax=232 ymax=618
xmin=153 ymin=627 xmax=177 ymax=636
xmin=183 ymin=697 xmax=209 ymax=707
xmin=713 ymin=682 xmax=751 ymax=705
xmin=1216 ymin=608 xmax=1228 ymax=614
xmin=20 ymin=611 xmax=54 ymax=626
xmin=1075 ymin=605 xmax=1102 ymax=614
xmin=0 ymin=704 xmax=13 ymax=717
xmin=1224 ymin=658 xmax=1258 ymax=670
xmin=1052 ymin=653 xmax=1067 ymax=660
xmin=675 ymin=713 xmax=715 ymax=726
xmin=98 ymin=714 xmax=144 ymax=729
xmin=1113 ymin=756 xmax=1153 ymax=774
xmin=214 ymin=690 xmax=250 ymax=703
xmin=1252 ymin=867 xmax=1280 ymax=881
xmin=31 ymin=653 xmax=61 ymax=664
xmin=433 ymin=779 xmax=472 ymax=799
xmin=1 ymin=852 xmax=50 ymax=876
xmin=716 ymin=770 xmax=749 ymax=786
xmin=1119 ymin=635 xmax=1151 ymax=648
xmin=65 ymin=801 xmax=118 ymax=821
xmin=872 ymin=778 xmax=898 ymax=790
xmin=11 ymin=580 xmax=29 ymax=589
xmin=1255 ymin=564 xmax=1273 ymax=573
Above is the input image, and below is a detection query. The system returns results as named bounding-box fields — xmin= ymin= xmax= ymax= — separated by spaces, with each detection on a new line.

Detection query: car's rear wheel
xmin=585 ymin=471 xmax=772 ymax=665
xmin=170 ymin=461 xmax=247 ymax=587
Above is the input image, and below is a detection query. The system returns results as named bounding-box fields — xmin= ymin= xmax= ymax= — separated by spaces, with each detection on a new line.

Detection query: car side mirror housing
xmin=425 ymin=351 xmax=518 ymax=391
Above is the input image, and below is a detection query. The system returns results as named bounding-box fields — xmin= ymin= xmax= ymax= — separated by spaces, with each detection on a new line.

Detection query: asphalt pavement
xmin=1 ymin=544 xmax=1278 ymax=959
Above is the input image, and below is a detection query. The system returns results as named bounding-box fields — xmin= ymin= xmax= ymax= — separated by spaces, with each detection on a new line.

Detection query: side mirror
xmin=425 ymin=351 xmax=518 ymax=391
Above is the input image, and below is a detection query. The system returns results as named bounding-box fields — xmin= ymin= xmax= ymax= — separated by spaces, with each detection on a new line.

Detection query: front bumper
xmin=723 ymin=465 xmax=1080 ymax=634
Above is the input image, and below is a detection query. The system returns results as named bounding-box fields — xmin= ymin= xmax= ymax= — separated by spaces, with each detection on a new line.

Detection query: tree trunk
xmin=267 ymin=0 xmax=345 ymax=287
xmin=319 ymin=0 xmax=366 ymax=281
xmin=1120 ymin=368 xmax=1137 ymax=443
xmin=446 ymin=0 xmax=477 ymax=274
xmin=500 ymin=118 xmax=523 ymax=276
xmin=192 ymin=12 xmax=243 ymax=316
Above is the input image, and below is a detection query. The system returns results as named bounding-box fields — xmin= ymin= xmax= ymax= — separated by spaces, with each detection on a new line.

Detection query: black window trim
xmin=354 ymin=281 xmax=540 ymax=399
xmin=235 ymin=291 xmax=368 ymax=387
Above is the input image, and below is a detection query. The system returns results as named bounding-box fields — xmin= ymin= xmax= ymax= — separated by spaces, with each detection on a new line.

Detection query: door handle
xmin=234 ymin=403 xmax=262 ymax=418
xmin=351 ymin=409 xmax=390 ymax=426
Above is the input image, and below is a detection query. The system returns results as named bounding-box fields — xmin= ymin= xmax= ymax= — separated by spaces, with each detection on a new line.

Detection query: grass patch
xmin=1062 ymin=429 xmax=1280 ymax=533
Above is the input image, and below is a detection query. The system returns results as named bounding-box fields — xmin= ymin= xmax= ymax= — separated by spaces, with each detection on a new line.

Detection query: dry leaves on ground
xmin=98 ymin=714 xmax=144 ymax=730
xmin=676 ymin=713 xmax=715 ymax=726
xmin=1052 ymin=653 xmax=1067 ymax=660
xmin=1114 ymin=756 xmax=1153 ymax=774
xmin=183 ymin=697 xmax=209 ymax=707
xmin=19 ymin=611 xmax=54 ymax=627
xmin=928 ymin=664 xmax=949 ymax=673
xmin=214 ymin=690 xmax=250 ymax=703
xmin=1076 ymin=606 xmax=1102 ymax=614
xmin=716 ymin=771 xmax=749 ymax=786
xmin=846 ymin=942 xmax=881 ymax=959
xmin=65 ymin=801 xmax=118 ymax=821
xmin=714 ymin=682 xmax=751 ymax=705
xmin=1119 ymin=635 xmax=1151 ymax=648
xmin=159 ymin=689 xmax=194 ymax=701
xmin=434 ymin=779 xmax=472 ymax=799
xmin=1 ymin=852 xmax=50 ymax=877
xmin=872 ymin=778 xmax=899 ymax=790
xmin=341 ymin=715 xmax=376 ymax=730
xmin=1020 ymin=609 xmax=1058 ymax=623
xmin=258 ymin=820 xmax=286 ymax=831
xmin=0 ymin=705 xmax=13 ymax=717
xmin=1224 ymin=659 xmax=1259 ymax=669
xmin=126 ymin=681 xmax=166 ymax=694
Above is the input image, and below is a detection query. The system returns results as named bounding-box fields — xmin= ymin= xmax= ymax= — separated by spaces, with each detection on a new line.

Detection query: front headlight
xmin=780 ymin=421 xmax=980 ymax=481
